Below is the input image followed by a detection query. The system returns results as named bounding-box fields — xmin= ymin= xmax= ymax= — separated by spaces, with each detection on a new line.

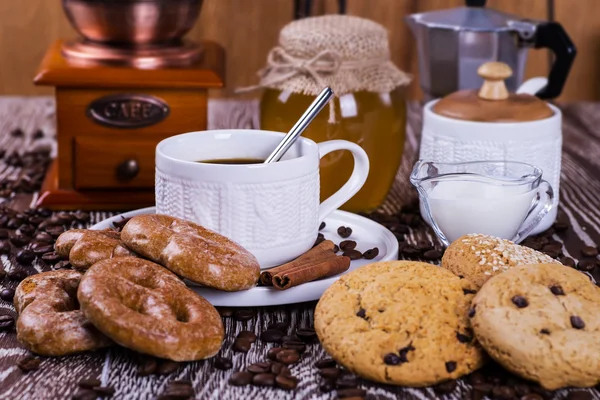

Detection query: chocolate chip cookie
xmin=471 ymin=263 xmax=600 ymax=389
xmin=314 ymin=261 xmax=485 ymax=386
xmin=442 ymin=234 xmax=560 ymax=289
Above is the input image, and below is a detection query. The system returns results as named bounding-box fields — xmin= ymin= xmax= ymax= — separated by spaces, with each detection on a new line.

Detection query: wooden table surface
xmin=0 ymin=98 xmax=600 ymax=400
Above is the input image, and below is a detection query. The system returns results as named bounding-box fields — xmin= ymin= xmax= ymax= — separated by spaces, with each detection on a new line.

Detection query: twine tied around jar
xmin=237 ymin=15 xmax=411 ymax=123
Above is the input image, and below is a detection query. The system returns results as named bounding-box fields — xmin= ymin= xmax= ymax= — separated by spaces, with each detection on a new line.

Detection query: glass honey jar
xmin=245 ymin=15 xmax=410 ymax=213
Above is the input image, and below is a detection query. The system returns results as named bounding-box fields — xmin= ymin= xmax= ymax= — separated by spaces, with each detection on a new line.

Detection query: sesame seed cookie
xmin=442 ymin=234 xmax=561 ymax=289
xmin=470 ymin=263 xmax=600 ymax=390
xmin=314 ymin=261 xmax=485 ymax=386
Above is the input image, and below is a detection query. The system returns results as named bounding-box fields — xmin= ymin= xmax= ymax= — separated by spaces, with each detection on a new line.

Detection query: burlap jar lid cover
xmin=240 ymin=15 xmax=411 ymax=122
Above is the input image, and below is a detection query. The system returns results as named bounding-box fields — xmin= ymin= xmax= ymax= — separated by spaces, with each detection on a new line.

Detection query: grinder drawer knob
xmin=116 ymin=159 xmax=139 ymax=181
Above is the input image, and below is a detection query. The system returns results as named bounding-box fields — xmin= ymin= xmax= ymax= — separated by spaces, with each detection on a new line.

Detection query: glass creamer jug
xmin=410 ymin=160 xmax=554 ymax=246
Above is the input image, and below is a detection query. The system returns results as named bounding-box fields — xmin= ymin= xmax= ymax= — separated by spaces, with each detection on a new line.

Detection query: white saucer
xmin=91 ymin=207 xmax=399 ymax=307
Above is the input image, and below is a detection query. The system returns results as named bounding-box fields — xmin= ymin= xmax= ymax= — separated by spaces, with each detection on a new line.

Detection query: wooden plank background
xmin=0 ymin=0 xmax=595 ymax=101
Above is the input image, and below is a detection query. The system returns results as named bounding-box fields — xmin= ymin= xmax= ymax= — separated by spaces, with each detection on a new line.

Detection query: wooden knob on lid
xmin=477 ymin=62 xmax=512 ymax=100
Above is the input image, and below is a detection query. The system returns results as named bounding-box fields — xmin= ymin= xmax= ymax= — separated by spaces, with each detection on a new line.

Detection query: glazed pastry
xmin=55 ymin=229 xmax=135 ymax=270
xmin=471 ymin=263 xmax=600 ymax=389
xmin=120 ymin=214 xmax=260 ymax=291
xmin=314 ymin=261 xmax=485 ymax=386
xmin=442 ymin=234 xmax=560 ymax=289
xmin=78 ymin=257 xmax=224 ymax=361
xmin=14 ymin=270 xmax=112 ymax=356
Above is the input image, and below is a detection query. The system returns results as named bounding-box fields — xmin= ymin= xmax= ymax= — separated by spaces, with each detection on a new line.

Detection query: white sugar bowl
xmin=419 ymin=62 xmax=561 ymax=234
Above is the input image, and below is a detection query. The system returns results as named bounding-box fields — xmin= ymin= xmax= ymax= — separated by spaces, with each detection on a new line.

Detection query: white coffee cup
xmin=155 ymin=129 xmax=370 ymax=268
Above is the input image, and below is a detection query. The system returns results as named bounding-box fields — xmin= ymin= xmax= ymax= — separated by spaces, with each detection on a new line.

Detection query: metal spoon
xmin=264 ymin=87 xmax=334 ymax=164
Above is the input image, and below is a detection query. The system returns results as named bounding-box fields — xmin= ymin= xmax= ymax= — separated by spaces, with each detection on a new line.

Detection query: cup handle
xmin=512 ymin=180 xmax=554 ymax=243
xmin=317 ymin=140 xmax=370 ymax=222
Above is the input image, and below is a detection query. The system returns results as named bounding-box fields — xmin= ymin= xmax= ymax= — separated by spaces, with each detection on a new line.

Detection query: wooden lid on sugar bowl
xmin=432 ymin=62 xmax=554 ymax=122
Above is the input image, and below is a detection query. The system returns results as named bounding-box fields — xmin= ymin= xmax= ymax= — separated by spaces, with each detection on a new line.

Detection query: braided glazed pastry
xmin=15 ymin=270 xmax=111 ymax=356
xmin=55 ymin=229 xmax=135 ymax=270
xmin=121 ymin=215 xmax=260 ymax=291
xmin=78 ymin=257 xmax=224 ymax=361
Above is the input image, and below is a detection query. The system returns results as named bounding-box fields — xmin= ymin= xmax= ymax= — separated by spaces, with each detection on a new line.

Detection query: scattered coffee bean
xmin=232 ymin=338 xmax=252 ymax=352
xmin=217 ymin=307 xmax=233 ymax=317
xmin=570 ymin=316 xmax=585 ymax=329
xmin=32 ymin=244 xmax=53 ymax=255
xmin=34 ymin=232 xmax=54 ymax=243
xmin=472 ymin=383 xmax=494 ymax=394
xmin=92 ymin=386 xmax=115 ymax=397
xmin=549 ymin=285 xmax=565 ymax=295
xmin=10 ymin=234 xmax=30 ymax=247
xmin=7 ymin=268 xmax=27 ymax=282
xmin=267 ymin=347 xmax=284 ymax=361
xmin=157 ymin=360 xmax=180 ymax=375
xmin=41 ymin=252 xmax=61 ymax=264
xmin=560 ymin=257 xmax=576 ymax=267
xmin=445 ymin=361 xmax=457 ymax=373
xmin=281 ymin=334 xmax=298 ymax=342
xmin=17 ymin=356 xmax=41 ymax=372
xmin=283 ymin=340 xmax=306 ymax=353
xmin=543 ymin=243 xmax=562 ymax=253
xmin=567 ymin=391 xmax=593 ymax=400
xmin=296 ymin=327 xmax=317 ymax=343
xmin=159 ymin=383 xmax=194 ymax=399
xmin=0 ymin=288 xmax=15 ymax=302
xmin=234 ymin=309 xmax=255 ymax=321
xmin=252 ymin=373 xmax=276 ymax=386
xmin=578 ymin=260 xmax=596 ymax=272
xmin=73 ymin=211 xmax=90 ymax=223
xmin=261 ymin=329 xmax=284 ymax=343
xmin=339 ymin=240 xmax=356 ymax=251
xmin=78 ymin=379 xmax=101 ymax=389
xmin=540 ymin=329 xmax=550 ymax=335
xmin=337 ymin=388 xmax=366 ymax=398
xmin=275 ymin=374 xmax=298 ymax=390
xmin=45 ymin=226 xmax=65 ymax=238
xmin=543 ymin=250 xmax=560 ymax=259
xmin=16 ymin=249 xmax=35 ymax=265
xmin=267 ymin=321 xmax=289 ymax=332
xmin=270 ymin=362 xmax=289 ymax=376
xmin=16 ymin=224 xmax=35 ymax=237
xmin=237 ymin=330 xmax=257 ymax=343
xmin=319 ymin=222 xmax=326 ymax=230
xmin=336 ymin=373 xmax=358 ymax=388
xmin=493 ymin=385 xmax=516 ymax=399
xmin=137 ymin=358 xmax=157 ymax=376
xmin=320 ymin=379 xmax=336 ymax=392
xmin=522 ymin=394 xmax=544 ymax=400
xmin=456 ymin=332 xmax=472 ymax=343
xmin=434 ymin=379 xmax=457 ymax=394
xmin=467 ymin=371 xmax=485 ymax=385
xmin=275 ymin=349 xmax=300 ymax=365
xmin=320 ymin=367 xmax=340 ymax=379
xmin=553 ymin=220 xmax=569 ymax=232
xmin=337 ymin=226 xmax=352 ymax=238
xmin=363 ymin=247 xmax=380 ymax=260
xmin=511 ymin=295 xmax=529 ymax=308
xmin=0 ymin=240 xmax=10 ymax=254
xmin=315 ymin=358 xmax=336 ymax=369
xmin=214 ymin=356 xmax=232 ymax=370
xmin=401 ymin=245 xmax=421 ymax=257
xmin=229 ymin=371 xmax=253 ymax=386
xmin=0 ymin=229 xmax=8 ymax=239
xmin=343 ymin=249 xmax=362 ymax=260
xmin=6 ymin=218 xmax=22 ymax=229
xmin=0 ymin=313 xmax=14 ymax=331
xmin=582 ymin=246 xmax=598 ymax=257
xmin=384 ymin=353 xmax=401 ymax=365
xmin=72 ymin=390 xmax=97 ymax=400
xmin=248 ymin=362 xmax=272 ymax=374
xmin=416 ymin=240 xmax=433 ymax=251
xmin=423 ymin=249 xmax=442 ymax=260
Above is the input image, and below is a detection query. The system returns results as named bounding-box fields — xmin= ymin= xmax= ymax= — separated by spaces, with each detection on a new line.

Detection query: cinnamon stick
xmin=260 ymin=240 xmax=351 ymax=290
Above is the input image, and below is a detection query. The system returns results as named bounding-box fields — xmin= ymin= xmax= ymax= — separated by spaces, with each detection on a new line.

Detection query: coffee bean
xmin=137 ymin=358 xmax=157 ymax=376
xmin=543 ymin=243 xmax=562 ymax=253
xmin=229 ymin=371 xmax=253 ymax=386
xmin=275 ymin=374 xmax=298 ymax=390
xmin=92 ymin=386 xmax=115 ymax=397
xmin=0 ymin=240 xmax=10 ymax=254
xmin=337 ymin=226 xmax=352 ymax=238
xmin=549 ymin=285 xmax=565 ymax=296
xmin=157 ymin=360 xmax=180 ymax=375
xmin=416 ymin=240 xmax=433 ymax=251
xmin=45 ymin=226 xmax=65 ymax=238
xmin=34 ymin=232 xmax=54 ymax=243
xmin=270 ymin=362 xmax=290 ymax=376
xmin=55 ymin=212 xmax=74 ymax=225
xmin=560 ymin=257 xmax=576 ymax=267
xmin=296 ymin=327 xmax=317 ymax=343
xmin=159 ymin=385 xmax=194 ymax=399
xmin=217 ymin=307 xmax=233 ymax=317
xmin=540 ymin=329 xmax=550 ymax=335
xmin=0 ymin=313 xmax=14 ymax=331
xmin=261 ymin=329 xmax=284 ymax=343
xmin=511 ymin=295 xmax=529 ymax=308
xmin=214 ymin=356 xmax=232 ymax=370
xmin=473 ymin=383 xmax=494 ymax=394
xmin=72 ymin=390 xmax=97 ymax=400
xmin=522 ymin=394 xmax=544 ymax=400
xmin=74 ymin=211 xmax=90 ymax=223
xmin=78 ymin=378 xmax=101 ymax=389
xmin=401 ymin=245 xmax=421 ymax=257
xmin=336 ymin=374 xmax=358 ymax=388
xmin=315 ymin=358 xmax=336 ymax=369
xmin=423 ymin=249 xmax=442 ymax=260
xmin=319 ymin=222 xmax=326 ymax=230
xmin=234 ymin=309 xmax=255 ymax=321
xmin=434 ymin=379 xmax=457 ymax=394
xmin=17 ymin=356 xmax=41 ymax=372
xmin=237 ymin=330 xmax=257 ymax=343
xmin=16 ymin=249 xmax=35 ymax=265
xmin=570 ymin=316 xmax=585 ymax=329
xmin=6 ymin=218 xmax=23 ymax=229
xmin=247 ymin=361 xmax=272 ymax=374
xmin=544 ymin=250 xmax=560 ymax=259
xmin=41 ymin=252 xmax=61 ymax=264
xmin=383 ymin=353 xmax=401 ymax=365
xmin=456 ymin=332 xmax=472 ymax=343
xmin=582 ymin=246 xmax=598 ymax=257
xmin=493 ymin=385 xmax=516 ymax=399
xmin=0 ymin=288 xmax=15 ymax=302
xmin=267 ymin=321 xmax=289 ymax=332
xmin=343 ymin=249 xmax=362 ymax=260
xmin=320 ymin=379 xmax=336 ymax=392
xmin=445 ymin=361 xmax=457 ymax=373
xmin=553 ymin=220 xmax=569 ymax=232
xmin=252 ymin=373 xmax=276 ymax=386
xmin=232 ymin=338 xmax=252 ymax=352
xmin=468 ymin=371 xmax=486 ymax=385
xmin=0 ymin=229 xmax=8 ymax=239
xmin=275 ymin=349 xmax=300 ymax=365
xmin=567 ymin=391 xmax=593 ymax=400
xmin=283 ymin=340 xmax=306 ymax=353
xmin=337 ymin=388 xmax=366 ymax=398
xmin=320 ymin=367 xmax=340 ymax=379
xmin=363 ymin=247 xmax=380 ymax=260
xmin=339 ymin=240 xmax=357 ymax=251
xmin=281 ymin=334 xmax=298 ymax=342
xmin=10 ymin=234 xmax=30 ymax=247
xmin=578 ymin=260 xmax=596 ymax=272
xmin=267 ymin=347 xmax=285 ymax=362
xmin=7 ymin=269 xmax=27 ymax=282
xmin=32 ymin=244 xmax=53 ymax=255
xmin=16 ymin=224 xmax=35 ymax=237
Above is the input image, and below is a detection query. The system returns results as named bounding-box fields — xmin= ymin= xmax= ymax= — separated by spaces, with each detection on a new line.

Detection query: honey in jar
xmin=247 ymin=15 xmax=411 ymax=212
xmin=261 ymin=88 xmax=406 ymax=212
